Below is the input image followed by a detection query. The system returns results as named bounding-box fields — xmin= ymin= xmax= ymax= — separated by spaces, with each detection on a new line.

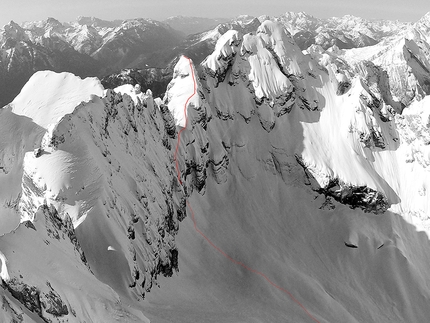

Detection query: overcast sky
xmin=1 ymin=0 xmax=429 ymax=27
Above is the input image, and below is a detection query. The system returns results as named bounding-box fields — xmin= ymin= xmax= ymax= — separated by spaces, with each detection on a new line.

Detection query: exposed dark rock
xmin=344 ymin=242 xmax=358 ymax=248
xmin=317 ymin=178 xmax=389 ymax=214
xmin=296 ymin=155 xmax=389 ymax=214
xmin=41 ymin=283 xmax=68 ymax=317
xmin=359 ymin=129 xmax=386 ymax=149
xmin=159 ymin=103 xmax=177 ymax=138
xmin=41 ymin=205 xmax=89 ymax=267
xmin=159 ymin=249 xmax=179 ymax=277
xmin=336 ymin=80 xmax=351 ymax=95
xmin=23 ymin=221 xmax=36 ymax=231
xmin=3 ymin=279 xmax=42 ymax=317
xmin=127 ymin=226 xmax=135 ymax=240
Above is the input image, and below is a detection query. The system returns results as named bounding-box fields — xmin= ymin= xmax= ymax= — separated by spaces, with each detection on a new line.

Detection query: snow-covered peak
xmin=45 ymin=17 xmax=63 ymax=28
xmin=234 ymin=15 xmax=256 ymax=24
xmin=75 ymin=16 xmax=122 ymax=28
xmin=11 ymin=71 xmax=104 ymax=129
xmin=202 ymin=30 xmax=240 ymax=73
xmin=281 ymin=11 xmax=321 ymax=34
xmin=0 ymin=20 xmax=29 ymax=46
xmin=414 ymin=12 xmax=430 ymax=42
xmin=417 ymin=11 xmax=430 ymax=23
xmin=164 ymin=56 xmax=199 ymax=128
xmin=283 ymin=11 xmax=318 ymax=21
xmin=257 ymin=20 xmax=303 ymax=73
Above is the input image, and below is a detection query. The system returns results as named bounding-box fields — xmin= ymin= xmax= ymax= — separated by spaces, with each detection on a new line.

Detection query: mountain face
xmin=163 ymin=16 xmax=230 ymax=36
xmin=1 ymin=12 xmax=430 ymax=323
xmin=100 ymin=65 xmax=175 ymax=99
xmin=0 ymin=20 xmax=102 ymax=108
xmin=101 ymin=17 xmax=263 ymax=98
xmin=0 ymin=13 xmax=415 ymax=108
xmin=0 ymin=17 xmax=184 ymax=107
xmin=280 ymin=11 xmax=410 ymax=50
xmin=100 ymin=13 xmax=413 ymax=96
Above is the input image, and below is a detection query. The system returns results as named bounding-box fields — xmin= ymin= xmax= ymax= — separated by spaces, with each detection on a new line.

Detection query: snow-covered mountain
xmin=163 ymin=16 xmax=230 ymax=36
xmin=0 ymin=12 xmax=417 ymax=108
xmin=100 ymin=16 xmax=264 ymax=98
xmin=99 ymin=13 xmax=415 ymax=97
xmin=279 ymin=11 xmax=410 ymax=50
xmin=1 ymin=11 xmax=430 ymax=323
xmin=0 ymin=17 xmax=184 ymax=107
xmin=0 ymin=19 xmax=101 ymax=108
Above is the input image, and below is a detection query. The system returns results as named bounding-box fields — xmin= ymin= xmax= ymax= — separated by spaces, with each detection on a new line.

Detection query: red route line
xmin=174 ymin=56 xmax=321 ymax=323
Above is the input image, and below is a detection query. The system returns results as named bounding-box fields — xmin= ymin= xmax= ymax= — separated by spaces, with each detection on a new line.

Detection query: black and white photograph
xmin=1 ymin=0 xmax=430 ymax=322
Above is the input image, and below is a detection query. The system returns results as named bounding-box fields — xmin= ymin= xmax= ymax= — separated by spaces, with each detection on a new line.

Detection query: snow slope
xmin=11 ymin=71 xmax=104 ymax=129
xmin=143 ymin=20 xmax=430 ymax=323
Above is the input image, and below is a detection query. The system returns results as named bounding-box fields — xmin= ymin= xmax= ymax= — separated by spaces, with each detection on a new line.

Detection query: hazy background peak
xmin=1 ymin=0 xmax=429 ymax=28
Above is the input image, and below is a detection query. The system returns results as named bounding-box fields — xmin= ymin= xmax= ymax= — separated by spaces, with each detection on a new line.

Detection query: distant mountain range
xmin=0 ymin=12 xmax=428 ymax=107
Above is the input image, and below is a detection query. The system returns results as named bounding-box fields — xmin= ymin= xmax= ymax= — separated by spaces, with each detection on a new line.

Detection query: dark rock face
xmin=40 ymin=283 xmax=68 ymax=317
xmin=159 ymin=103 xmax=177 ymax=138
xmin=41 ymin=205 xmax=89 ymax=267
xmin=101 ymin=67 xmax=174 ymax=99
xmin=295 ymin=155 xmax=389 ymax=214
xmin=159 ymin=249 xmax=179 ymax=277
xmin=317 ymin=178 xmax=389 ymax=214
xmin=336 ymin=80 xmax=352 ymax=95
xmin=2 ymin=279 xmax=68 ymax=321
xmin=3 ymin=279 xmax=42 ymax=316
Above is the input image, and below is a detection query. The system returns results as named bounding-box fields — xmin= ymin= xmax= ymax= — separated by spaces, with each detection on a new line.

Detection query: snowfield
xmin=1 ymin=11 xmax=430 ymax=323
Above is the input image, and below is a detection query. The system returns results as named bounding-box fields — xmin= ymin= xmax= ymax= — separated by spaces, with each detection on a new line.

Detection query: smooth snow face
xmin=10 ymin=71 xmax=104 ymax=129
xmin=164 ymin=55 xmax=199 ymax=128
xmin=0 ymin=251 xmax=9 ymax=281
